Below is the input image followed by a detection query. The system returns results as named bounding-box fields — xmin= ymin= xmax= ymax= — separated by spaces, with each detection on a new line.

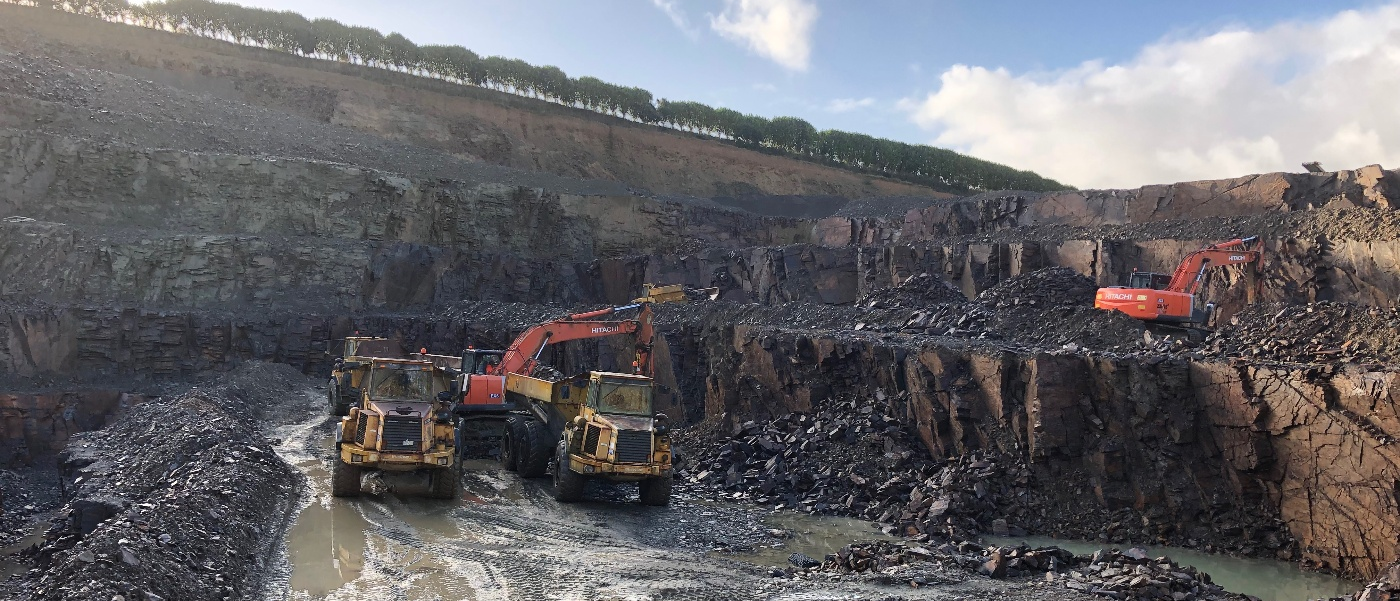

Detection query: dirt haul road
xmin=265 ymin=383 xmax=1082 ymax=601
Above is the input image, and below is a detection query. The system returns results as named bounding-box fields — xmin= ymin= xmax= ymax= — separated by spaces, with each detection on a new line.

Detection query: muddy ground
xmin=0 ymin=366 xmax=1099 ymax=601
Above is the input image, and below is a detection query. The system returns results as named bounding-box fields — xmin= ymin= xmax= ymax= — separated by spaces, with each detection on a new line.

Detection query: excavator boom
xmin=1165 ymin=237 xmax=1262 ymax=295
xmin=492 ymin=304 xmax=653 ymax=378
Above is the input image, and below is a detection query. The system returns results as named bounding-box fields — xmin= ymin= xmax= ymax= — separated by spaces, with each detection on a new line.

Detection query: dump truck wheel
xmin=639 ymin=476 xmax=672 ymax=506
xmin=331 ymin=459 xmax=362 ymax=498
xmin=500 ymin=416 xmax=522 ymax=471
xmin=516 ymin=418 xmax=552 ymax=478
xmin=428 ymin=467 xmax=459 ymax=500
xmin=327 ymin=379 xmax=349 ymax=416
xmin=551 ymin=440 xmax=585 ymax=503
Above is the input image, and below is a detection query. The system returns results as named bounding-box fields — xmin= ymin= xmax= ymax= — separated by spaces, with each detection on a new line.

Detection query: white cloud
xmin=710 ymin=0 xmax=819 ymax=71
xmin=902 ymin=4 xmax=1400 ymax=189
xmin=827 ymin=97 xmax=876 ymax=113
xmin=650 ymin=0 xmax=700 ymax=40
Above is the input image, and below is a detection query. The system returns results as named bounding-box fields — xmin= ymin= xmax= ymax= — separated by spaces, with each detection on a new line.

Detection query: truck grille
xmin=355 ymin=415 xmax=368 ymax=445
xmin=583 ymin=425 xmax=601 ymax=456
xmin=380 ymin=416 xmax=422 ymax=450
xmin=614 ymin=429 xmax=652 ymax=464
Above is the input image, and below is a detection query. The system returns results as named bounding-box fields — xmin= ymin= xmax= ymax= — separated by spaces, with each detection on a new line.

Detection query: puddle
xmin=284 ymin=466 xmax=371 ymax=596
xmin=984 ymin=535 xmax=1360 ymax=601
xmin=740 ymin=512 xmax=899 ymax=567
xmin=0 ymin=518 xmax=49 ymax=579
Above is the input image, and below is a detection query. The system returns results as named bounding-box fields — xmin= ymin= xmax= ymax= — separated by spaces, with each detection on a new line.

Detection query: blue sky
xmin=228 ymin=0 xmax=1398 ymax=188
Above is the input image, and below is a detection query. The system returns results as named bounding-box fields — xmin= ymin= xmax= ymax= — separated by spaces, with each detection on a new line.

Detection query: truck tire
xmin=500 ymin=416 xmax=523 ymax=472
xmin=516 ymin=418 xmax=553 ymax=478
xmin=331 ymin=460 xmax=362 ymax=498
xmin=551 ymin=440 xmax=585 ymax=503
xmin=428 ymin=467 xmax=459 ymax=500
xmin=639 ymin=476 xmax=672 ymax=506
xmin=328 ymin=379 xmax=348 ymax=416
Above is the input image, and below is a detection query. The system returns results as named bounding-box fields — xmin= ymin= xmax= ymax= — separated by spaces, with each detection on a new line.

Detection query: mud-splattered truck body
xmin=332 ymin=358 xmax=460 ymax=499
xmin=502 ymin=370 xmax=674 ymax=505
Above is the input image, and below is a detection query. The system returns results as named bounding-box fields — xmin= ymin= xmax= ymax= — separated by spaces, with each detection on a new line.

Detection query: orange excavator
xmin=414 ymin=284 xmax=715 ymax=458
xmin=448 ymin=301 xmax=660 ymax=415
xmin=1094 ymin=236 xmax=1263 ymax=337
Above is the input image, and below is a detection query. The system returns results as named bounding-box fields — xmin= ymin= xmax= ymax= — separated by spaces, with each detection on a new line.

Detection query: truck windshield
xmin=368 ymin=364 xmax=434 ymax=401
xmin=596 ymin=380 xmax=652 ymax=416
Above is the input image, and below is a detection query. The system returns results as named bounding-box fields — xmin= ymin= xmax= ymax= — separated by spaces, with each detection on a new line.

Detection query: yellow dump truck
xmin=327 ymin=336 xmax=406 ymax=416
xmin=332 ymin=357 xmax=459 ymax=499
xmin=503 ymin=370 xmax=673 ymax=505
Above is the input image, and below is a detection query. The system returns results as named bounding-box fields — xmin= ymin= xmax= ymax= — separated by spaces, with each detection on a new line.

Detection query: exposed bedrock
xmin=677 ymin=324 xmax=1400 ymax=580
xmin=0 ymin=389 xmax=146 ymax=467
xmin=0 ymin=131 xmax=807 ymax=257
xmin=819 ymin=166 xmax=1400 ymax=242
xmin=589 ymin=236 xmax=1400 ymax=320
xmin=5 ymin=131 xmax=1400 ymax=318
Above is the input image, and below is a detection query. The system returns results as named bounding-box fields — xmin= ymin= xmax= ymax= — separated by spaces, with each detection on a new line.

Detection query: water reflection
xmin=285 ymin=467 xmax=370 ymax=596
xmin=985 ymin=535 xmax=1359 ymax=601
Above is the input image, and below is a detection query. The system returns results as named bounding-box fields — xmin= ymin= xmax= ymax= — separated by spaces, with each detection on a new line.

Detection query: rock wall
xmin=0 ymin=390 xmax=146 ymax=467
xmin=677 ymin=324 xmax=1400 ymax=580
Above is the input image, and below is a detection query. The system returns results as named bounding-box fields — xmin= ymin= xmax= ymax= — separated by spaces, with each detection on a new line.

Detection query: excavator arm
xmin=1166 ymin=236 xmax=1263 ymax=295
xmin=490 ymin=303 xmax=657 ymax=378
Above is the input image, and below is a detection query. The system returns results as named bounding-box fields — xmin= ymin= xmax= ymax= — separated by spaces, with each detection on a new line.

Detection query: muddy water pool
xmin=984 ymin=535 xmax=1359 ymax=601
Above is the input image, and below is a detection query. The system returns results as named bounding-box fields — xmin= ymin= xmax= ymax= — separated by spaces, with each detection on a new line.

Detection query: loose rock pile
xmin=975 ymin=267 xmax=1098 ymax=309
xmin=859 ymin=273 xmax=968 ymax=309
xmin=882 ymin=268 xmax=1148 ymax=352
xmin=1197 ymin=302 xmax=1400 ymax=366
xmin=798 ymin=540 xmax=1246 ymax=601
xmin=1353 ymin=561 xmax=1400 ymax=601
xmin=3 ymin=363 xmax=304 ymax=601
xmin=676 ymin=393 xmax=1027 ymax=541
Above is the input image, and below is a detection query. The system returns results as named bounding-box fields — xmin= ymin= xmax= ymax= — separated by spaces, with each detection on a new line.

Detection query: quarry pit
xmin=3 ymin=5 xmax=1400 ymax=601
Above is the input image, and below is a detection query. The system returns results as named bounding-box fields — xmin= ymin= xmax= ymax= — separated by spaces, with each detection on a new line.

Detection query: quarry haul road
xmin=262 ymin=392 xmax=1078 ymax=601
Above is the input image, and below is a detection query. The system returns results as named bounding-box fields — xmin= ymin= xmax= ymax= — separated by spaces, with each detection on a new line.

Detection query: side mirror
xmin=572 ymin=416 xmax=587 ymax=429
xmin=436 ymin=391 xmax=454 ymax=403
xmin=653 ymin=412 xmax=668 ymax=422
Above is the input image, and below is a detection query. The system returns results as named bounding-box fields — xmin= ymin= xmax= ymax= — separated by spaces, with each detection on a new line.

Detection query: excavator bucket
xmin=689 ymin=287 xmax=721 ymax=301
xmin=634 ymin=283 xmax=719 ymax=304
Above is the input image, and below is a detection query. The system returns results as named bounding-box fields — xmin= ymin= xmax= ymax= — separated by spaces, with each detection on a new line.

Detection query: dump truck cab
xmin=333 ymin=358 xmax=459 ymax=498
xmin=327 ymin=336 xmax=406 ymax=416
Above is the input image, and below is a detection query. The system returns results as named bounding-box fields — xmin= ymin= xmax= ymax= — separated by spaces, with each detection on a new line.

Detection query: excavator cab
xmin=1126 ymin=271 xmax=1172 ymax=290
xmin=462 ymin=349 xmax=504 ymax=375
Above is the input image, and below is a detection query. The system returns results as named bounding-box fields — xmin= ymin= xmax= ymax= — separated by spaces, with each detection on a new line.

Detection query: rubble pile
xmin=1354 ymin=561 xmax=1400 ymax=601
xmin=0 ymin=468 xmax=61 ymax=549
xmin=975 ymin=267 xmax=1098 ymax=309
xmin=801 ymin=541 xmax=1246 ymax=600
xmin=677 ymin=394 xmax=1030 ymax=541
xmin=858 ymin=273 xmax=968 ymax=309
xmin=885 ymin=268 xmax=1147 ymax=352
xmin=4 ymin=363 xmax=303 ymax=601
xmin=1199 ymin=302 xmax=1400 ymax=366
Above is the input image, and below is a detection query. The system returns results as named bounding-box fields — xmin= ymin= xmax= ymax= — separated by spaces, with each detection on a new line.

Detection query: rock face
xmin=0 ymin=390 xmax=145 ymax=466
xmin=679 ymin=323 xmax=1400 ymax=580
